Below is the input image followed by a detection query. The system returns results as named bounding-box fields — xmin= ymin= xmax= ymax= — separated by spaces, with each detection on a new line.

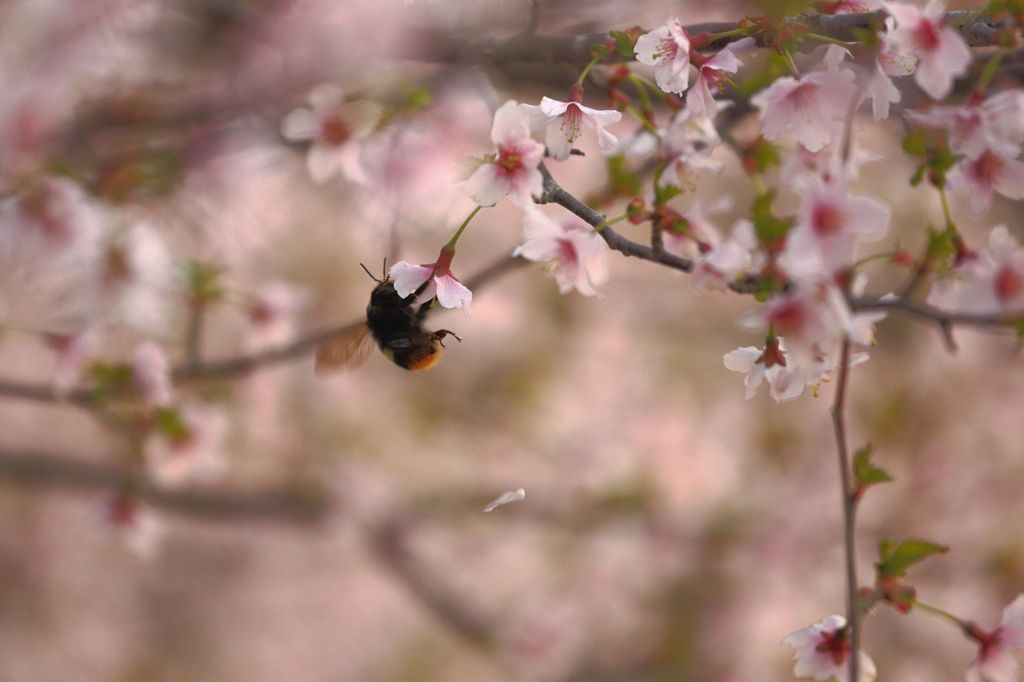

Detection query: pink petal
xmin=388 ymin=261 xmax=434 ymax=298
xmin=465 ymin=163 xmax=506 ymax=207
xmin=434 ymin=274 xmax=472 ymax=310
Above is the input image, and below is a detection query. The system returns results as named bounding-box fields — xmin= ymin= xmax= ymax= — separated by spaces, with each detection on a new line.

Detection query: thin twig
xmin=831 ymin=338 xmax=860 ymax=682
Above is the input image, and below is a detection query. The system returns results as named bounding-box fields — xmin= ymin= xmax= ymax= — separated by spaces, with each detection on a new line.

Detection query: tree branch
xmin=0 ymin=449 xmax=330 ymax=524
xmin=831 ymin=338 xmax=861 ymax=682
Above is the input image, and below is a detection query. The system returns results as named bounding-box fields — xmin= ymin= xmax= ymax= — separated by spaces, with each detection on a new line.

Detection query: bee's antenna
xmin=359 ymin=262 xmax=383 ymax=283
xmin=381 ymin=256 xmax=388 ymax=281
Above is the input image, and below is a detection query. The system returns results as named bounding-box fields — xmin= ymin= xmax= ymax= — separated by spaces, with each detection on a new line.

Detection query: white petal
xmin=723 ymin=346 xmax=761 ymax=372
xmin=434 ymin=274 xmax=473 ymax=310
xmin=482 ymin=488 xmax=526 ymax=512
xmin=281 ymin=108 xmax=319 ymax=141
xmin=388 ymin=261 xmax=434 ymax=298
xmin=465 ymin=163 xmax=506 ymax=207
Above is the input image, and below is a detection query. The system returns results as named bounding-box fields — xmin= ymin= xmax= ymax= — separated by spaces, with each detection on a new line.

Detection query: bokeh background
xmin=0 ymin=1 xmax=1021 ymax=680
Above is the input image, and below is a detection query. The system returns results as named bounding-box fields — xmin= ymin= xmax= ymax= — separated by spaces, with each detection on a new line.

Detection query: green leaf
xmin=154 ymin=407 xmax=190 ymax=442
xmin=745 ymin=137 xmax=780 ymax=175
xmin=609 ymin=30 xmax=636 ymax=58
xmin=751 ymin=192 xmax=793 ymax=247
xmin=186 ymin=261 xmax=225 ymax=304
xmin=654 ymin=182 xmax=682 ymax=207
xmin=877 ymin=539 xmax=949 ymax=579
xmin=607 ymin=155 xmax=641 ymax=197
xmin=902 ymin=131 xmax=929 ymax=157
xmin=853 ymin=444 xmax=893 ymax=487
xmin=88 ymin=362 xmax=133 ymax=400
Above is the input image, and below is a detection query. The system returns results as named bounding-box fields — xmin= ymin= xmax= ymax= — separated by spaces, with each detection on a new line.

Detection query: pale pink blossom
xmin=782 ymin=614 xmax=877 ymax=681
xmin=752 ymin=47 xmax=858 ymax=152
xmin=884 ymin=0 xmax=971 ymax=100
xmin=746 ymin=279 xmax=884 ymax=365
xmin=389 ymin=248 xmax=473 ymax=312
xmin=522 ymin=96 xmax=621 ymax=162
xmin=132 ymin=341 xmax=174 ymax=408
xmin=662 ymin=197 xmax=731 ymax=259
xmin=660 ymin=108 xmax=722 ymax=189
xmin=281 ymin=84 xmax=381 ymax=184
xmin=99 ymin=493 xmax=164 ymax=560
xmin=966 ymin=594 xmax=1024 ymax=682
xmin=723 ymin=338 xmax=812 ymax=403
xmin=779 ymin=178 xmax=890 ymax=278
xmin=685 ymin=38 xmax=755 ymax=119
xmin=865 ymin=61 xmax=902 ymax=120
xmin=513 ymin=208 xmax=609 ymax=296
xmin=947 ymin=149 xmax=1024 ymax=216
xmin=956 ymin=226 xmax=1024 ymax=315
xmin=906 ymin=90 xmax=1024 ymax=158
xmin=48 ymin=328 xmax=98 ymax=394
xmin=247 ymin=280 xmax=307 ymax=349
xmin=95 ymin=222 xmax=177 ymax=335
xmin=634 ymin=18 xmax=692 ymax=95
xmin=466 ymin=101 xmax=545 ymax=207
xmin=145 ymin=404 xmax=228 ymax=487
xmin=482 ymin=488 xmax=526 ymax=512
xmin=692 ymin=219 xmax=758 ymax=291
xmin=724 ymin=336 xmax=868 ymax=403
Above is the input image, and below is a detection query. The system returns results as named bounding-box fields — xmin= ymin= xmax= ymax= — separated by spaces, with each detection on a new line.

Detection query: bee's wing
xmin=315 ymin=323 xmax=376 ymax=374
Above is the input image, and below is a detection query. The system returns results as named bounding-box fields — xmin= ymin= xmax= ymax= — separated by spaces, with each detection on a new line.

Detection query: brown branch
xmin=0 ymin=449 xmax=330 ymax=524
xmin=831 ymin=338 xmax=861 ymax=682
xmin=407 ymin=10 xmax=1001 ymax=69
xmin=536 ymin=164 xmax=764 ymax=294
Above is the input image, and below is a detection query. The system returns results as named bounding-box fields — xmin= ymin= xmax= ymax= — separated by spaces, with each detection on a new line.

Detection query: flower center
xmin=995 ymin=264 xmax=1023 ymax=303
xmin=815 ymin=629 xmax=850 ymax=666
xmin=786 ymin=81 xmax=822 ymax=112
xmin=812 ymin=202 xmax=843 ymax=235
xmin=971 ymin=150 xmax=1003 ymax=182
xmin=560 ymin=104 xmax=583 ymax=144
xmin=320 ymin=114 xmax=351 ymax=146
xmin=556 ymin=238 xmax=579 ymax=267
xmin=496 ymin=144 xmax=524 ymax=176
xmin=769 ymin=298 xmax=809 ymax=337
xmin=913 ymin=19 xmax=941 ymax=52
xmin=656 ymin=37 xmax=679 ymax=62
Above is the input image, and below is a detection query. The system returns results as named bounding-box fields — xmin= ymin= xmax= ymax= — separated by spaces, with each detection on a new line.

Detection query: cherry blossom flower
xmin=947 ymin=149 xmax=1024 ymax=216
xmin=389 ymin=247 xmax=473 ymax=312
xmin=955 ymin=226 xmax=1024 ymax=315
xmin=752 ymin=47 xmax=858 ymax=152
xmin=99 ymin=493 xmax=164 ymax=560
xmin=906 ymin=90 xmax=1024 ymax=158
xmin=660 ymin=108 xmax=723 ymax=189
xmin=95 ymin=221 xmax=177 ymax=335
xmin=883 ymin=0 xmax=971 ymax=100
xmin=48 ymin=328 xmax=98 ymax=394
xmin=132 ymin=341 xmax=174 ymax=408
xmin=746 ymin=279 xmax=885 ymax=366
xmin=522 ymin=94 xmax=622 ymax=162
xmin=247 ymin=280 xmax=307 ymax=349
xmin=692 ymin=219 xmax=759 ymax=291
xmin=482 ymin=488 xmax=526 ymax=512
xmin=634 ymin=18 xmax=692 ymax=95
xmin=965 ymin=594 xmax=1024 ymax=682
xmin=782 ymin=614 xmax=877 ymax=681
xmin=662 ymin=197 xmax=731 ymax=259
xmin=145 ymin=404 xmax=228 ymax=487
xmin=513 ymin=208 xmax=609 ymax=296
xmin=281 ymin=84 xmax=381 ymax=184
xmin=686 ymin=38 xmax=755 ymax=119
xmin=466 ymin=101 xmax=545 ymax=207
xmin=779 ymin=177 xmax=890 ymax=278
xmin=724 ymin=337 xmax=814 ymax=403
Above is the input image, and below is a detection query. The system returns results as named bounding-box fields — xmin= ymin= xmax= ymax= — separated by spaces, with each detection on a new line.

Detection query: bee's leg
xmin=433 ymin=329 xmax=462 ymax=347
xmin=415 ymin=297 xmax=435 ymax=321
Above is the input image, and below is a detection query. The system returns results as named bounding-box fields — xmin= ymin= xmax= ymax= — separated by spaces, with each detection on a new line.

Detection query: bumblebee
xmin=316 ymin=264 xmax=461 ymax=373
